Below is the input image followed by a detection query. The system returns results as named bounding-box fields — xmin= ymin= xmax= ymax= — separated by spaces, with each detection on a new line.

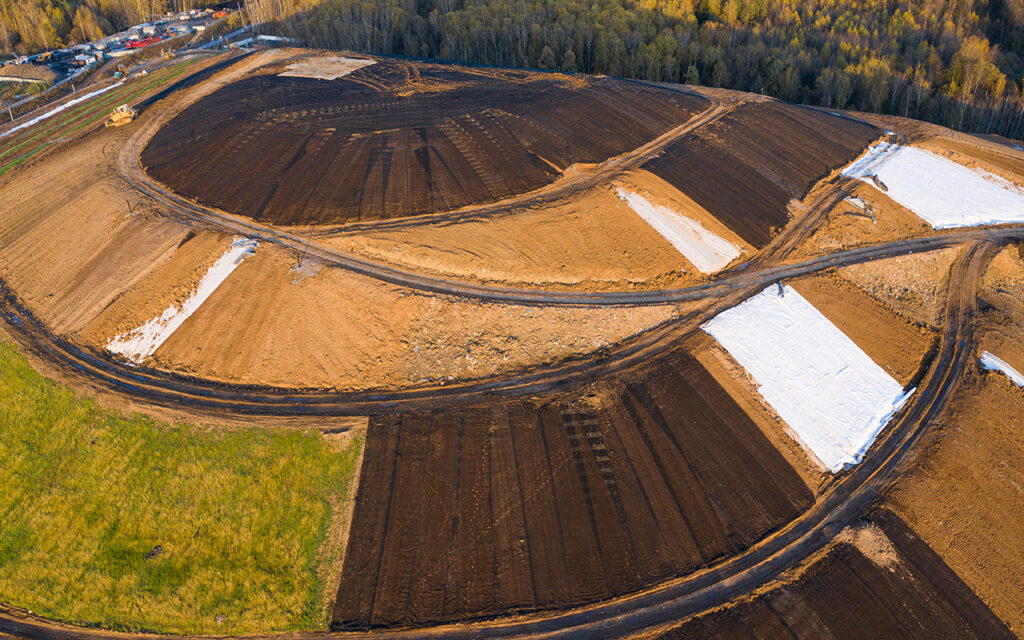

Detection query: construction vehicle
xmin=112 ymin=64 xmax=129 ymax=79
xmin=163 ymin=49 xmax=176 ymax=60
xmin=105 ymin=104 xmax=138 ymax=127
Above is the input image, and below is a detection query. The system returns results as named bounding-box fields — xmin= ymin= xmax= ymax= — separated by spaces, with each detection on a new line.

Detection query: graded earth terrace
xmin=1 ymin=46 xmax=1024 ymax=640
xmin=141 ymin=56 xmax=706 ymax=225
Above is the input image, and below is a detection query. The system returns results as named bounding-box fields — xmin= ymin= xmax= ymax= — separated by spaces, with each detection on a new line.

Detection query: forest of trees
xmin=4 ymin=0 xmax=1024 ymax=138
xmin=243 ymin=0 xmax=1024 ymax=138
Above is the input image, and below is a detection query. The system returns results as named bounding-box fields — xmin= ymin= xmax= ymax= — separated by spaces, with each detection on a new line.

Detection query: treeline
xmin=243 ymin=0 xmax=1024 ymax=138
xmin=0 ymin=0 xmax=215 ymax=54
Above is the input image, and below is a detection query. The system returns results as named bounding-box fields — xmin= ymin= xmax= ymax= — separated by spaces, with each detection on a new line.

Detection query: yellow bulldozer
xmin=104 ymin=104 xmax=138 ymax=127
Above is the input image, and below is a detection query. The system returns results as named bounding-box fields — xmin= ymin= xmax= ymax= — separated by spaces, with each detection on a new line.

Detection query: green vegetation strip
xmin=0 ymin=61 xmax=198 ymax=177
xmin=0 ymin=336 xmax=363 ymax=634
xmin=0 ymin=60 xmax=191 ymax=153
xmin=0 ymin=58 xmax=197 ymax=162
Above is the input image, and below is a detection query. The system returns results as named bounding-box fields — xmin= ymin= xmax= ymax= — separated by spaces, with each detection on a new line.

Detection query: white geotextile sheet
xmin=108 ymin=237 xmax=257 ymax=363
xmin=981 ymin=351 xmax=1024 ymax=387
xmin=703 ymin=284 xmax=913 ymax=472
xmin=841 ymin=142 xmax=1024 ymax=228
xmin=279 ymin=57 xmax=375 ymax=80
xmin=616 ymin=187 xmax=742 ymax=273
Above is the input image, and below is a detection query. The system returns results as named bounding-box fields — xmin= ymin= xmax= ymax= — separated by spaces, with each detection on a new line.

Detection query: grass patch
xmin=0 ymin=59 xmax=199 ymax=175
xmin=0 ymin=336 xmax=363 ymax=634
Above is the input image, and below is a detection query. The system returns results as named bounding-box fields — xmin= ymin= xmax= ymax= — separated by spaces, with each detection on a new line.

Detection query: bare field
xmin=886 ymin=374 xmax=1024 ymax=636
xmin=978 ymin=245 xmax=1024 ymax=372
xmin=143 ymin=56 xmax=704 ymax=225
xmin=334 ymin=349 xmax=813 ymax=628
xmin=140 ymin=244 xmax=681 ymax=389
xmin=837 ymin=247 xmax=959 ymax=329
xmin=916 ymin=135 xmax=1024 ymax=188
xmin=882 ymin=245 xmax=1024 ymax=635
xmin=789 ymin=273 xmax=937 ymax=386
xmin=644 ymin=101 xmax=878 ymax=247
xmin=0 ymin=128 xmax=216 ymax=339
xmin=323 ymin=169 xmax=752 ymax=291
xmin=792 ymin=180 xmax=934 ymax=257
xmin=325 ymin=183 xmax=695 ymax=291
xmin=645 ymin=510 xmax=1012 ymax=639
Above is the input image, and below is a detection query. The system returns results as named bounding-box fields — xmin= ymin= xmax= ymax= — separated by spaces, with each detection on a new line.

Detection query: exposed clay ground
xmin=323 ymin=170 xmax=751 ymax=291
xmin=836 ymin=247 xmax=959 ymax=329
xmin=143 ymin=55 xmax=704 ymax=225
xmin=643 ymin=101 xmax=878 ymax=247
xmin=791 ymin=130 xmax=1024 ymax=260
xmin=642 ymin=509 xmax=1013 ymax=639
xmin=792 ymin=179 xmax=934 ymax=257
xmin=884 ymin=244 xmax=1024 ymax=636
xmin=2 ymin=46 xmax=1024 ymax=640
xmin=789 ymin=272 xmax=937 ymax=386
xmin=0 ymin=123 xmax=215 ymax=339
xmin=142 ymin=243 xmax=683 ymax=390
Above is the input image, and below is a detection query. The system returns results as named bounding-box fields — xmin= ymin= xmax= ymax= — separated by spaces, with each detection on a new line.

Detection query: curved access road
xmin=2 ymin=228 xmax=1018 ymax=418
xmin=0 ymin=241 xmax=996 ymax=640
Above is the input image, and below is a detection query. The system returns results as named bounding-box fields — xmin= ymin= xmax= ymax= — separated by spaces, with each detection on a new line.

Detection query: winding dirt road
xmin=0 ymin=49 xmax=1019 ymax=640
xmin=0 ymin=242 xmax=998 ymax=639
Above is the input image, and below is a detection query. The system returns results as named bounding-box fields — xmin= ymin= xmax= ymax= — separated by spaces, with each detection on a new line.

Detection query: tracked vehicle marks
xmin=645 ymin=102 xmax=877 ymax=247
xmin=653 ymin=510 xmax=1014 ymax=640
xmin=333 ymin=350 xmax=812 ymax=628
xmin=143 ymin=58 xmax=704 ymax=225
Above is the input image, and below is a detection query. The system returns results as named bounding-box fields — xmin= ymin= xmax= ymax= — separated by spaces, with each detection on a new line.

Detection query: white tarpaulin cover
xmin=108 ymin=237 xmax=257 ymax=363
xmin=841 ymin=142 xmax=1024 ymax=228
xmin=616 ymin=187 xmax=742 ymax=273
xmin=981 ymin=351 xmax=1024 ymax=387
xmin=703 ymin=283 xmax=913 ymax=472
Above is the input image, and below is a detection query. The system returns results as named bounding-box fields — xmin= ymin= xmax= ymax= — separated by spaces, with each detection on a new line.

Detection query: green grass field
xmin=0 ymin=336 xmax=363 ymax=634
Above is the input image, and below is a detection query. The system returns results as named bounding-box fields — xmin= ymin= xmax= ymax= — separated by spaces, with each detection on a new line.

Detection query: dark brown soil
xmin=651 ymin=509 xmax=1013 ymax=640
xmin=643 ymin=102 xmax=878 ymax=247
xmin=142 ymin=57 xmax=704 ymax=225
xmin=332 ymin=350 xmax=813 ymax=629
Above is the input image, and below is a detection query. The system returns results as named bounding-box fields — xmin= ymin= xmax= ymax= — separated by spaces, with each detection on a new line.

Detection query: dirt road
xmin=0 ymin=242 xmax=998 ymax=639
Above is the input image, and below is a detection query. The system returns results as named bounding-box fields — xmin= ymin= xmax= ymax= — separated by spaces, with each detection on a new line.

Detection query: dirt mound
xmin=644 ymin=102 xmax=878 ymax=247
xmin=142 ymin=56 xmax=704 ymax=225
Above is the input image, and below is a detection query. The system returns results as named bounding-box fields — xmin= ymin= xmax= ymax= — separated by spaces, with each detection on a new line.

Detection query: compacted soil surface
xmin=647 ymin=510 xmax=1013 ymax=640
xmin=643 ymin=101 xmax=878 ymax=247
xmin=142 ymin=56 xmax=705 ymax=225
xmin=333 ymin=348 xmax=814 ymax=629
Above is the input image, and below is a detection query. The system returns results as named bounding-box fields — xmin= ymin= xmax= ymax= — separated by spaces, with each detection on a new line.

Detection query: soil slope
xmin=142 ymin=56 xmax=705 ymax=225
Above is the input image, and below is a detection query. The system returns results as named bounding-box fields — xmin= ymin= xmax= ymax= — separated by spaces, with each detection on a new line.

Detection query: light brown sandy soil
xmin=916 ymin=136 xmax=1024 ymax=188
xmin=135 ymin=244 xmax=682 ymax=390
xmin=885 ymin=244 xmax=1024 ymax=635
xmin=613 ymin=168 xmax=755 ymax=258
xmin=78 ymin=229 xmax=236 ymax=344
xmin=790 ymin=273 xmax=937 ymax=386
xmin=688 ymin=331 xmax=829 ymax=491
xmin=0 ymin=129 xmax=219 ymax=338
xmin=322 ymin=170 xmax=737 ymax=291
xmin=887 ymin=373 xmax=1024 ymax=635
xmin=978 ymin=244 xmax=1024 ymax=373
xmin=792 ymin=180 xmax=933 ymax=258
xmin=837 ymin=247 xmax=960 ymax=329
